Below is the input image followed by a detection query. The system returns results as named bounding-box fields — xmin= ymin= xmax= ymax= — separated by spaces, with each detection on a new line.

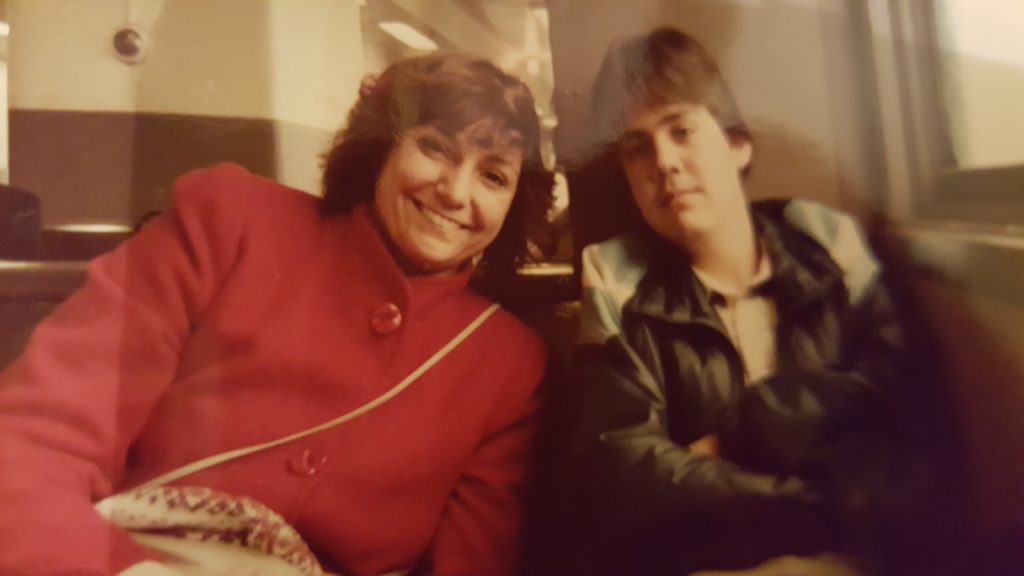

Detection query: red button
xmin=287 ymin=448 xmax=327 ymax=477
xmin=370 ymin=302 xmax=402 ymax=335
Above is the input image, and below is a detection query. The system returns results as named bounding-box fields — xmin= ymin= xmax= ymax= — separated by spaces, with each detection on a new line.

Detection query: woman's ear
xmin=731 ymin=137 xmax=753 ymax=171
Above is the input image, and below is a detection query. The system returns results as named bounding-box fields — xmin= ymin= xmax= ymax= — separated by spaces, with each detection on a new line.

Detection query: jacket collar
xmin=625 ymin=200 xmax=844 ymax=325
xmin=754 ymin=201 xmax=845 ymax=313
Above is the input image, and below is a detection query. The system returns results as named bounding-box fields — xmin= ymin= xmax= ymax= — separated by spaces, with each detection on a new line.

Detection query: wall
xmin=8 ymin=0 xmax=361 ymax=226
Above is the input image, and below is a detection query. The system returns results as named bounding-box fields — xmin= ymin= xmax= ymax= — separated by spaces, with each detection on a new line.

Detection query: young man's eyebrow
xmin=620 ymin=130 xmax=650 ymax=141
xmin=620 ymin=112 xmax=691 ymax=140
xmin=655 ymin=112 xmax=685 ymax=127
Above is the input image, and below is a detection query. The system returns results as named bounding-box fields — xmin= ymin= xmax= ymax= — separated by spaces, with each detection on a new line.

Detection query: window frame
xmin=865 ymin=0 xmax=1024 ymax=229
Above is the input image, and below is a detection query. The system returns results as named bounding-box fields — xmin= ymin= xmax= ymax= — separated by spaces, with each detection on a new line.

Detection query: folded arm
xmin=569 ymin=246 xmax=832 ymax=564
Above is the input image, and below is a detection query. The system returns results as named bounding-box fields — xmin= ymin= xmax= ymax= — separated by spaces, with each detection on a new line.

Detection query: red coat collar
xmin=344 ymin=203 xmax=475 ymax=311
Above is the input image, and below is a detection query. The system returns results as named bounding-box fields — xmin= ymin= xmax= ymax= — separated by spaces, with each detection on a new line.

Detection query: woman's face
xmin=373 ymin=121 xmax=524 ymax=276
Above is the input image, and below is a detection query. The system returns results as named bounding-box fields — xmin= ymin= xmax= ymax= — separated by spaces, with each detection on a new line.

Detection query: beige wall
xmin=10 ymin=0 xmax=139 ymax=113
xmin=11 ymin=0 xmax=360 ymax=124
xmin=8 ymin=0 xmax=362 ymax=224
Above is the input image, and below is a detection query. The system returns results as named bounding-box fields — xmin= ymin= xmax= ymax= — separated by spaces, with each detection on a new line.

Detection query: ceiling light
xmin=0 ymin=22 xmax=9 ymax=37
xmin=378 ymin=21 xmax=438 ymax=51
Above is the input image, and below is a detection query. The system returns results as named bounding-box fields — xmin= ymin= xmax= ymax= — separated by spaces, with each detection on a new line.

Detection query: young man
xmin=568 ymin=28 xmax=905 ymax=575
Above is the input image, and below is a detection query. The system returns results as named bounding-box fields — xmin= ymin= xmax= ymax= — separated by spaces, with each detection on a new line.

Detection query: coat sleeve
xmin=569 ymin=245 xmax=833 ymax=565
xmin=426 ymin=329 xmax=547 ymax=576
xmin=0 ymin=164 xmax=254 ymax=574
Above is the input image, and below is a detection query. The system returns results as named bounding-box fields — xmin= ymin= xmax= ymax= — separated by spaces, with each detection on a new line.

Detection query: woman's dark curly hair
xmin=321 ymin=54 xmax=554 ymax=280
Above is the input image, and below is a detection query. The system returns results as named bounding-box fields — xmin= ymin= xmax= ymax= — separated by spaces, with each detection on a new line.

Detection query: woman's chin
xmin=402 ymin=251 xmax=468 ymax=277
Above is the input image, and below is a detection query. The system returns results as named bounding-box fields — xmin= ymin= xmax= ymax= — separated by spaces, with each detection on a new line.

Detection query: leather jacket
xmin=568 ymin=199 xmax=904 ymax=574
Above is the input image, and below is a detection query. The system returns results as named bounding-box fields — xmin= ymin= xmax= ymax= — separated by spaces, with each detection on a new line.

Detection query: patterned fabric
xmin=96 ymin=486 xmax=323 ymax=575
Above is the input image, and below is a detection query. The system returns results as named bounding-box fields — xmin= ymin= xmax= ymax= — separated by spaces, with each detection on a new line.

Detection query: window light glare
xmin=0 ymin=22 xmax=9 ymax=37
xmin=378 ymin=21 xmax=438 ymax=51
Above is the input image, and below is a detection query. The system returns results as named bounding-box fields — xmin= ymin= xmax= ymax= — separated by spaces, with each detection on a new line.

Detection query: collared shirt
xmin=692 ymin=247 xmax=777 ymax=384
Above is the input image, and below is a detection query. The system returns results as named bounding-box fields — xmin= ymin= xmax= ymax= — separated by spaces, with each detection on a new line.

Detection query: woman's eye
xmin=417 ymin=137 xmax=451 ymax=159
xmin=481 ymin=170 xmax=509 ymax=188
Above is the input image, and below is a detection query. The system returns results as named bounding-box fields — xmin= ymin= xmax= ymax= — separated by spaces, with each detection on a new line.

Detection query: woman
xmin=0 ymin=54 xmax=554 ymax=575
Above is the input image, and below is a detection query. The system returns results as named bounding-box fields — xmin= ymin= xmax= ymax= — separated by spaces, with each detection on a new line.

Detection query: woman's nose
xmin=436 ymin=163 xmax=474 ymax=208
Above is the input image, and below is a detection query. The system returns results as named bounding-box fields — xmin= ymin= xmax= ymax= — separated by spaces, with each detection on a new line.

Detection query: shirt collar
xmin=623 ymin=200 xmax=846 ymax=325
xmin=691 ymin=242 xmax=774 ymax=301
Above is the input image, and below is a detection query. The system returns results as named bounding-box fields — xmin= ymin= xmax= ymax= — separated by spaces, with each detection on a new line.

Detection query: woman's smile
xmin=411 ymin=196 xmax=473 ymax=233
xmin=373 ymin=123 xmax=523 ymax=276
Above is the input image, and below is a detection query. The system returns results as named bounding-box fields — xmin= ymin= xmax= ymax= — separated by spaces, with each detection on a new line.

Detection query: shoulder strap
xmin=137 ymin=303 xmax=501 ymax=489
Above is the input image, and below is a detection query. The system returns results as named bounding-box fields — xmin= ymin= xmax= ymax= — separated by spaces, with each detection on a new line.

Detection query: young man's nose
xmin=653 ymin=135 xmax=684 ymax=175
xmin=436 ymin=163 xmax=474 ymax=208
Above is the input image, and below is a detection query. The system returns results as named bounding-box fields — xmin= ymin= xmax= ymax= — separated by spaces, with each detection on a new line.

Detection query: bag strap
xmin=137 ymin=303 xmax=501 ymax=489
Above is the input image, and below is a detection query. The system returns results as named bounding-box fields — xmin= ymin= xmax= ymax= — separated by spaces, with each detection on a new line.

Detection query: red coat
xmin=0 ymin=164 xmax=547 ymax=575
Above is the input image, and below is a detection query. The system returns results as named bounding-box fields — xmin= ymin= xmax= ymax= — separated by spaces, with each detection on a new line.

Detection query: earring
xmin=359 ymin=75 xmax=379 ymax=98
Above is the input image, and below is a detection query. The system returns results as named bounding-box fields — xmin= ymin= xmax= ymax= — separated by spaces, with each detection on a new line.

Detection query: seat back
xmin=0 ymin=261 xmax=87 ymax=369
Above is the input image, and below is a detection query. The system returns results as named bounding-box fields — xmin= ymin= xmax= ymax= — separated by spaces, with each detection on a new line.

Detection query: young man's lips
xmin=659 ymin=188 xmax=701 ymax=206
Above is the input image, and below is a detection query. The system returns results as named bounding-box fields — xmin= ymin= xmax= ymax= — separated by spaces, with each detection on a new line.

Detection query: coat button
xmin=287 ymin=448 xmax=327 ymax=477
xmin=370 ymin=302 xmax=402 ymax=335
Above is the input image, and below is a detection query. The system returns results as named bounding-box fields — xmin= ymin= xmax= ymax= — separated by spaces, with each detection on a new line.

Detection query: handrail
xmin=0 ymin=260 xmax=89 ymax=299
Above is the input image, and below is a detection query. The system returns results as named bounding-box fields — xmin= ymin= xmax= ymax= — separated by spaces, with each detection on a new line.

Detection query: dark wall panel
xmin=10 ymin=110 xmax=277 ymax=226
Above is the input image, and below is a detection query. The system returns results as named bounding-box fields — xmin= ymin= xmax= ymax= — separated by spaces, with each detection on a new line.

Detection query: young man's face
xmin=618 ymin=101 xmax=752 ymax=250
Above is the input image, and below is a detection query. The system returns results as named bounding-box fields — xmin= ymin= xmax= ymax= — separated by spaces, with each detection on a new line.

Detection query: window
xmin=934 ymin=0 xmax=1024 ymax=169
xmin=868 ymin=0 xmax=1024 ymax=225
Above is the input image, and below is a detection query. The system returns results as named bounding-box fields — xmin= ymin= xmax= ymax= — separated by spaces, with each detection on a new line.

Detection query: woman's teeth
xmin=417 ymin=202 xmax=466 ymax=231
